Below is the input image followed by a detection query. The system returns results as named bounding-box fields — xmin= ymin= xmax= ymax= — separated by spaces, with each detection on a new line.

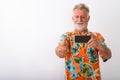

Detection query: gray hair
xmin=73 ymin=3 xmax=89 ymax=13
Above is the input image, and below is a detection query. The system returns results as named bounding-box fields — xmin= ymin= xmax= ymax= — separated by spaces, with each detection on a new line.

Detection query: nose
xmin=78 ymin=17 xmax=82 ymax=22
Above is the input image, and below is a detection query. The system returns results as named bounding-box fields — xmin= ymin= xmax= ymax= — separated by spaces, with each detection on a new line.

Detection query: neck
xmin=75 ymin=29 xmax=88 ymax=34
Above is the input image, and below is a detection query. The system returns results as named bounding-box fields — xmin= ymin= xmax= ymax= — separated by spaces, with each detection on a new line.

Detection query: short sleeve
xmin=95 ymin=32 xmax=107 ymax=47
xmin=59 ymin=32 xmax=69 ymax=44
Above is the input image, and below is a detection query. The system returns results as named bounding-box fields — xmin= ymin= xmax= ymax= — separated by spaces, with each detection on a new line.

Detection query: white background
xmin=0 ymin=0 xmax=119 ymax=80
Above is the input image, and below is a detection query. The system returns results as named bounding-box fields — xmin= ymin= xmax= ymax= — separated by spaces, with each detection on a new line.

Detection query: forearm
xmin=98 ymin=45 xmax=112 ymax=59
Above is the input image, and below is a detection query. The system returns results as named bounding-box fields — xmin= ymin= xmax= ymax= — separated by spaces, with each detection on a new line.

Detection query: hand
xmin=87 ymin=33 xmax=102 ymax=49
xmin=56 ymin=39 xmax=69 ymax=58
xmin=87 ymin=33 xmax=112 ymax=59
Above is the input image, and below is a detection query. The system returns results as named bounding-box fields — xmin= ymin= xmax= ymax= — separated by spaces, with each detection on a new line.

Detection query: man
xmin=55 ymin=3 xmax=112 ymax=80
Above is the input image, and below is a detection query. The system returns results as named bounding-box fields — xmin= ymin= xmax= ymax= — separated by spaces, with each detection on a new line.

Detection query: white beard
xmin=74 ymin=22 xmax=87 ymax=32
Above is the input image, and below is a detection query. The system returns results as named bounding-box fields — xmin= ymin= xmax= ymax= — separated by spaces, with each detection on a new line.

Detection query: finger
xmin=89 ymin=44 xmax=97 ymax=49
xmin=90 ymin=33 xmax=96 ymax=38
xmin=87 ymin=37 xmax=94 ymax=45
xmin=58 ymin=46 xmax=68 ymax=53
xmin=91 ymin=33 xmax=98 ymax=41
xmin=60 ymin=39 xmax=68 ymax=46
xmin=87 ymin=33 xmax=97 ymax=43
xmin=59 ymin=52 xmax=66 ymax=58
xmin=88 ymin=41 xmax=96 ymax=47
xmin=86 ymin=33 xmax=91 ymax=36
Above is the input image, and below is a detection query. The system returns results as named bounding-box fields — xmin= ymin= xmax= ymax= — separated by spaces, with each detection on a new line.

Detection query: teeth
xmin=77 ymin=22 xmax=83 ymax=24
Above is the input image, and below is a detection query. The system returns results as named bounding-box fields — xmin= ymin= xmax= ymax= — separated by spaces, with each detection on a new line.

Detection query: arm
xmin=87 ymin=33 xmax=112 ymax=60
xmin=98 ymin=44 xmax=112 ymax=60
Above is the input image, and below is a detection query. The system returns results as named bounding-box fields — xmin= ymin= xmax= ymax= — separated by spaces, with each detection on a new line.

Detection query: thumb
xmin=90 ymin=33 xmax=97 ymax=38
xmin=87 ymin=33 xmax=91 ymax=36
xmin=61 ymin=39 xmax=68 ymax=46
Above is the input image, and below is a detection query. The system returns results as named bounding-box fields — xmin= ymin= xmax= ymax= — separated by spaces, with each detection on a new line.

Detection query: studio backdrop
xmin=0 ymin=0 xmax=119 ymax=80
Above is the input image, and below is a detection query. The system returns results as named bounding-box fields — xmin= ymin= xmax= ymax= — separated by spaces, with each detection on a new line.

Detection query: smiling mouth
xmin=77 ymin=22 xmax=84 ymax=25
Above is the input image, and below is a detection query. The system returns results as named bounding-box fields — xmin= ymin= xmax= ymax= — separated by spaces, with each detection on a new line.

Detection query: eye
xmin=75 ymin=16 xmax=79 ymax=18
xmin=81 ymin=16 xmax=86 ymax=18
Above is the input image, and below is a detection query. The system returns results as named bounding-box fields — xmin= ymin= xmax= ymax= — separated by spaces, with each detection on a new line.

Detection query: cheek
xmin=73 ymin=18 xmax=78 ymax=23
xmin=84 ymin=19 xmax=89 ymax=22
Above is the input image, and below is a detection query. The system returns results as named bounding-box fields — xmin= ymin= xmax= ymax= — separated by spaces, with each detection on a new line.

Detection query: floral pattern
xmin=71 ymin=43 xmax=80 ymax=56
xmin=59 ymin=30 xmax=106 ymax=80
xmin=87 ymin=47 xmax=98 ymax=63
xmin=80 ymin=63 xmax=94 ymax=78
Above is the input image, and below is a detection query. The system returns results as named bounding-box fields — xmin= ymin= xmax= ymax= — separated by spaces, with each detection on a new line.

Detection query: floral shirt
xmin=59 ymin=30 xmax=106 ymax=80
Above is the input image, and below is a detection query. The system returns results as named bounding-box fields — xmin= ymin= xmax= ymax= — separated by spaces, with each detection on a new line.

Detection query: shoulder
xmin=59 ymin=32 xmax=72 ymax=43
xmin=93 ymin=32 xmax=105 ymax=41
xmin=60 ymin=32 xmax=73 ymax=38
xmin=88 ymin=31 xmax=105 ymax=41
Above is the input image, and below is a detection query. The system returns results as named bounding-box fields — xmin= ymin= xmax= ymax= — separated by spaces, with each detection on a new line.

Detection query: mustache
xmin=76 ymin=22 xmax=84 ymax=24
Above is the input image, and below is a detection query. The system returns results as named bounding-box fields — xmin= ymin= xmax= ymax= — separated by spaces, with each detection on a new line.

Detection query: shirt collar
xmin=72 ymin=29 xmax=90 ymax=35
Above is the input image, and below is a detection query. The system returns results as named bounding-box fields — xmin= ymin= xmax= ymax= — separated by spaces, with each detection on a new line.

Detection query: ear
xmin=87 ymin=16 xmax=90 ymax=21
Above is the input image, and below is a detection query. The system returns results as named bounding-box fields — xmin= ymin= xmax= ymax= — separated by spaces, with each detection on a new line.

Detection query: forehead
xmin=73 ymin=8 xmax=88 ymax=16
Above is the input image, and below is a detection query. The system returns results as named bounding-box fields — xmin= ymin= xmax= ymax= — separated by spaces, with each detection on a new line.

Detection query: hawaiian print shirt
xmin=59 ymin=30 xmax=107 ymax=80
